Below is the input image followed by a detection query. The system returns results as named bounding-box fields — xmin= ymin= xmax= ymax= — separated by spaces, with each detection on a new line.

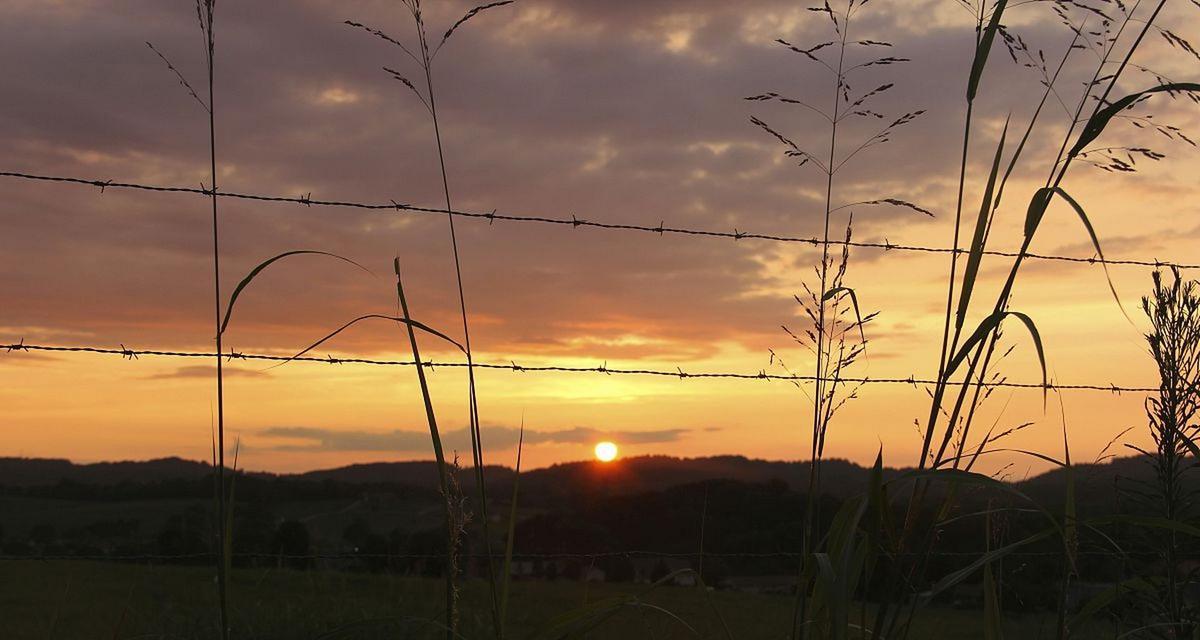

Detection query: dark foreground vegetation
xmin=3 ymin=560 xmax=1109 ymax=640
xmin=1 ymin=453 xmax=1196 ymax=628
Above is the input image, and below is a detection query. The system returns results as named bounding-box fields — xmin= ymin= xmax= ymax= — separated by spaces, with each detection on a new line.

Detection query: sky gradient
xmin=2 ymin=0 xmax=1199 ymax=473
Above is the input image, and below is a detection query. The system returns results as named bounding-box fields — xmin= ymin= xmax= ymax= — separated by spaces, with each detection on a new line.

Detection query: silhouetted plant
xmin=1116 ymin=268 xmax=1200 ymax=637
xmin=146 ymin=1 xmax=229 ymax=634
xmin=884 ymin=0 xmax=1200 ymax=637
xmin=748 ymin=1 xmax=927 ymax=634
xmin=345 ymin=2 xmax=516 ymax=637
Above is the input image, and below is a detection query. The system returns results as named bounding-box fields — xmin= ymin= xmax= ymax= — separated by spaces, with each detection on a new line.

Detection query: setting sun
xmin=593 ymin=441 xmax=618 ymax=462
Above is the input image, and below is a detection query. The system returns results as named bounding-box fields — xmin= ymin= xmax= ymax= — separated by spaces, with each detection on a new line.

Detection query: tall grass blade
xmin=224 ymin=437 xmax=241 ymax=587
xmin=528 ymin=570 xmax=703 ymax=640
xmin=281 ymin=313 xmax=465 ymax=368
xmin=946 ymin=311 xmax=1047 ymax=403
xmin=1069 ymin=83 xmax=1200 ymax=157
xmin=926 ymin=527 xmax=1057 ymax=600
xmin=1069 ymin=577 xmax=1155 ymax=630
xmin=967 ymin=0 xmax=1009 ymax=101
xmin=823 ymin=285 xmax=868 ymax=343
xmin=193 ymin=1 xmax=228 ymax=634
xmin=1049 ymin=188 xmax=1125 ymax=317
xmin=409 ymin=5 xmax=507 ymax=629
xmin=956 ymin=118 xmax=1010 ymax=331
xmin=499 ymin=420 xmax=524 ymax=638
xmin=219 ymin=251 xmax=370 ymax=335
xmin=982 ymin=506 xmax=1003 ymax=640
xmin=394 ymin=257 xmax=455 ymax=639
xmin=1060 ymin=403 xmax=1077 ymax=573
xmin=982 ymin=563 xmax=1003 ymax=640
xmin=1054 ymin=403 xmax=1076 ymax=640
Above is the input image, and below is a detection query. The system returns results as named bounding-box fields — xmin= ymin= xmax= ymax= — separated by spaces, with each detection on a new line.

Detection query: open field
xmin=1 ymin=560 xmax=1105 ymax=640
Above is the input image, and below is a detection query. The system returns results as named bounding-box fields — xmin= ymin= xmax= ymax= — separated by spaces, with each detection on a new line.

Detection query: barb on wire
xmin=1 ymin=170 xmax=1196 ymax=271
xmin=0 ymin=341 xmax=1158 ymax=392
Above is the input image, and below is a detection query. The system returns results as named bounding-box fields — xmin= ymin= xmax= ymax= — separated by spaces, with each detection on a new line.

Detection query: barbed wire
xmin=2 ymin=170 xmax=1195 ymax=271
xmin=0 ymin=549 xmax=1168 ymax=562
xmin=2 ymin=341 xmax=1158 ymax=392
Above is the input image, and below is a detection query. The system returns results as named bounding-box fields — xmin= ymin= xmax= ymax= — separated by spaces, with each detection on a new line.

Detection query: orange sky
xmin=2 ymin=0 xmax=1199 ymax=474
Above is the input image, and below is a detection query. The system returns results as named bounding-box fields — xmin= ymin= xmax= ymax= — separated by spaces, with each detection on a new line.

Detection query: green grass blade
xmin=946 ymin=311 xmax=1046 ymax=404
xmin=1060 ymin=402 xmax=1077 ymax=574
xmin=224 ymin=437 xmax=240 ymax=585
xmin=691 ymin=572 xmax=735 ymax=640
xmin=982 ymin=507 xmax=1003 ymax=640
xmin=982 ymin=562 xmax=1003 ymax=640
xmin=527 ymin=570 xmax=700 ymax=640
xmin=394 ymin=258 xmax=455 ymax=638
xmin=956 ymin=117 xmax=1010 ymax=331
xmin=1023 ymin=187 xmax=1054 ymax=239
xmin=967 ymin=0 xmax=1009 ymax=101
xmin=1068 ymin=577 xmax=1154 ymax=630
xmin=1069 ymin=83 xmax=1200 ymax=158
xmin=499 ymin=421 xmax=524 ymax=638
xmin=896 ymin=468 xmax=1059 ymax=530
xmin=277 ymin=313 xmax=465 ymax=368
xmin=527 ymin=595 xmax=633 ymax=640
xmin=1050 ymin=187 xmax=1126 ymax=318
xmin=623 ymin=602 xmax=704 ymax=639
xmin=926 ymin=527 xmax=1058 ymax=600
xmin=220 ymin=250 xmax=370 ymax=336
xmin=867 ymin=448 xmax=891 ymax=544
xmin=823 ymin=286 xmax=867 ymax=343
xmin=957 ymin=447 xmax=1064 ymax=468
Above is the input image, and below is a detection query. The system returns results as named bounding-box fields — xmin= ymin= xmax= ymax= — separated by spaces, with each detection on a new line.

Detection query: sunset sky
xmin=2 ymin=0 xmax=1199 ymax=474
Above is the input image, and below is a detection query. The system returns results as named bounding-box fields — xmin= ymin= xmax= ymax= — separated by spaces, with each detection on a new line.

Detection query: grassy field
xmin=0 ymin=560 xmax=1105 ymax=639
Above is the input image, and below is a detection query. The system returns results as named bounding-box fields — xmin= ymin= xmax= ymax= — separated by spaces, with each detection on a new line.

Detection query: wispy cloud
xmin=257 ymin=424 xmax=704 ymax=452
xmin=144 ymin=366 xmax=270 ymax=380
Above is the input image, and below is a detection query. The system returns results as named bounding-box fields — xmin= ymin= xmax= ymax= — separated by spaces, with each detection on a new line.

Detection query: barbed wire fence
xmin=0 ymin=549 xmax=1167 ymax=563
xmin=0 ymin=169 xmax=1181 ymax=396
xmin=3 ymin=170 xmax=1196 ymax=270
xmin=0 ymin=341 xmax=1159 ymax=392
xmin=0 ymin=164 xmax=1181 ymax=580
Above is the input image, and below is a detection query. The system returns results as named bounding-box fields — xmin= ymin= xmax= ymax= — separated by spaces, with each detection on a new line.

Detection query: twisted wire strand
xmin=0 ymin=549 xmax=1169 ymax=562
xmin=2 ymin=170 xmax=1194 ymax=270
xmin=2 ymin=341 xmax=1157 ymax=392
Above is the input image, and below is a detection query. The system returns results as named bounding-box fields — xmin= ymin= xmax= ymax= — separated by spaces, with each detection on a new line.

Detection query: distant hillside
xmin=0 ymin=453 xmax=1166 ymax=507
xmin=297 ymin=461 xmax=514 ymax=487
xmin=0 ymin=453 xmax=1179 ymax=571
xmin=0 ymin=456 xmax=214 ymax=487
xmin=0 ymin=454 xmax=889 ymax=499
xmin=510 ymin=455 xmax=905 ymax=508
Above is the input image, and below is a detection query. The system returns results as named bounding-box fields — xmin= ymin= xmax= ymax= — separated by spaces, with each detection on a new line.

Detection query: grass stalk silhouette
xmin=1112 ymin=268 xmax=1200 ymax=635
xmin=499 ymin=419 xmax=524 ymax=639
xmin=395 ymin=256 xmax=457 ymax=636
xmin=415 ymin=13 xmax=500 ymax=635
xmin=194 ymin=2 xmax=227 ymax=634
xmin=750 ymin=1 xmax=922 ymax=635
xmin=147 ymin=1 xmax=234 ymax=635
xmin=878 ymin=1 xmax=1200 ymax=637
xmin=748 ymin=0 xmax=1200 ymax=638
xmin=346 ymin=3 xmax=516 ymax=636
xmin=150 ymin=7 xmax=392 ymax=635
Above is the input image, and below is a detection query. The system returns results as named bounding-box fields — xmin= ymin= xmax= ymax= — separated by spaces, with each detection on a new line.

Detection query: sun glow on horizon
xmin=594 ymin=441 xmax=619 ymax=462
